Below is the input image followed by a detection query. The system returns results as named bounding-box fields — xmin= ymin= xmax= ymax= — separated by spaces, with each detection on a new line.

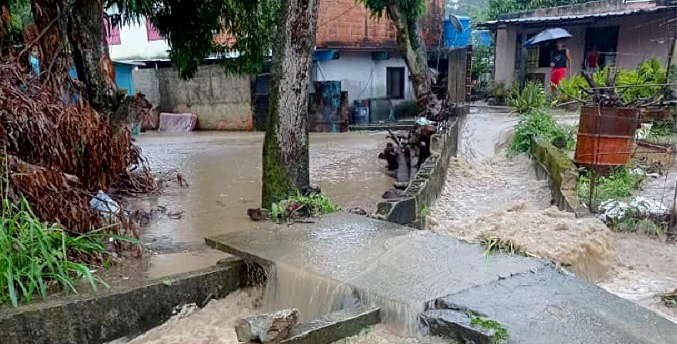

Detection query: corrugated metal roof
xmin=480 ymin=6 xmax=674 ymax=27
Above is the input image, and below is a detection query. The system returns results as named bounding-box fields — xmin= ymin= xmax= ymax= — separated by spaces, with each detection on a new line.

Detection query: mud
xmin=334 ymin=325 xmax=454 ymax=344
xmin=599 ymin=233 xmax=677 ymax=323
xmin=118 ymin=287 xmax=263 ymax=344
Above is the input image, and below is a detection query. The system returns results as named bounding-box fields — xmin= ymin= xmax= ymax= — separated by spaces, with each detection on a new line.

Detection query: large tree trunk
xmin=386 ymin=4 xmax=434 ymax=110
xmin=67 ymin=0 xmax=116 ymax=112
xmin=261 ymin=0 xmax=319 ymax=208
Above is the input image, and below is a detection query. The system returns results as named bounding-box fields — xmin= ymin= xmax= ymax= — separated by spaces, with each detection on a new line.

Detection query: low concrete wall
xmin=0 ymin=259 xmax=249 ymax=344
xmin=134 ymin=65 xmax=253 ymax=130
xmin=530 ymin=137 xmax=581 ymax=212
xmin=376 ymin=108 xmax=466 ymax=226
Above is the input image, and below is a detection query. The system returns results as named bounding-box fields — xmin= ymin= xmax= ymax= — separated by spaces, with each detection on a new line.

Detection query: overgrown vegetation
xmin=554 ymin=75 xmax=588 ymax=104
xmin=509 ymin=83 xmax=571 ymax=154
xmin=270 ymin=192 xmax=340 ymax=222
xmin=0 ymin=197 xmax=118 ymax=307
xmin=576 ymin=167 xmax=644 ymax=206
xmin=470 ymin=315 xmax=508 ymax=342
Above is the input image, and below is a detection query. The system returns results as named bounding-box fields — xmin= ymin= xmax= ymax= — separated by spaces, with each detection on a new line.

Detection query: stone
xmin=235 ymin=308 xmax=300 ymax=344
xmin=281 ymin=307 xmax=379 ymax=344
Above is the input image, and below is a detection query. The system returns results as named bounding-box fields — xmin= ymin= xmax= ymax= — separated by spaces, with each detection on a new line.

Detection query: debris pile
xmin=0 ymin=61 xmax=155 ymax=239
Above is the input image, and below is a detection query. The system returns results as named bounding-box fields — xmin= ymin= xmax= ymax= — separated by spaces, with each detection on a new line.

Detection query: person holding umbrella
xmin=550 ymin=39 xmax=572 ymax=90
xmin=524 ymin=28 xmax=573 ymax=90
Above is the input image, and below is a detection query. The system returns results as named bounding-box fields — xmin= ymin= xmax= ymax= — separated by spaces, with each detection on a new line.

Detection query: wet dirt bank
xmin=429 ymin=107 xmax=677 ymax=323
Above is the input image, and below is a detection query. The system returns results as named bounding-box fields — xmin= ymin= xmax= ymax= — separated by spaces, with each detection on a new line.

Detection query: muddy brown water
xmin=431 ymin=108 xmax=677 ymax=324
xmin=126 ymin=131 xmax=393 ymax=280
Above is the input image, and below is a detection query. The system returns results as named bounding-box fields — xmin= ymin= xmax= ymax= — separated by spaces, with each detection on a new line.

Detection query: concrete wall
xmin=0 ymin=260 xmax=248 ymax=344
xmin=494 ymin=25 xmax=517 ymax=85
xmin=530 ymin=137 xmax=582 ymax=213
xmin=376 ymin=108 xmax=466 ymax=227
xmin=314 ymin=51 xmax=415 ymax=104
xmin=134 ymin=65 xmax=253 ymax=130
xmin=108 ymin=17 xmax=170 ymax=61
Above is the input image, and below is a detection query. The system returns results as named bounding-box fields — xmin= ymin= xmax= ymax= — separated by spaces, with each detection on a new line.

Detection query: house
xmin=312 ymin=0 xmax=443 ymax=109
xmin=104 ymin=0 xmax=445 ymax=130
xmin=481 ymin=0 xmax=677 ymax=88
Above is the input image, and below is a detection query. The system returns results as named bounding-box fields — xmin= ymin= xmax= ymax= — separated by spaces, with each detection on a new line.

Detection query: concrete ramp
xmin=206 ymin=213 xmax=676 ymax=343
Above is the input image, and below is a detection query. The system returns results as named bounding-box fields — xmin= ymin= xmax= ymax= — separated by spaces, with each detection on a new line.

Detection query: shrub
xmin=508 ymin=82 xmax=547 ymax=114
xmin=510 ymin=109 xmax=568 ymax=154
xmin=0 ymin=198 xmax=111 ymax=307
xmin=576 ymin=167 xmax=644 ymax=205
xmin=556 ymin=75 xmax=589 ymax=103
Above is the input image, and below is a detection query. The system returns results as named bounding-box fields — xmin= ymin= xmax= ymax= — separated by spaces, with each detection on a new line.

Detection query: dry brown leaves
xmin=0 ymin=60 xmax=155 ymax=238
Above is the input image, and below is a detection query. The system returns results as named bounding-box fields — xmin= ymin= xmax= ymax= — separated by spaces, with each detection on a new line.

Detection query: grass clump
xmin=0 ymin=197 xmax=112 ymax=307
xmin=480 ymin=236 xmax=522 ymax=256
xmin=576 ymin=167 xmax=644 ymax=206
xmin=470 ymin=316 xmax=508 ymax=342
xmin=271 ymin=192 xmax=340 ymax=222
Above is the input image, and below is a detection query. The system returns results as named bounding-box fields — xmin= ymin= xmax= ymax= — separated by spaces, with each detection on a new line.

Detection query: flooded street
xmin=127 ymin=131 xmax=393 ymax=279
xmin=430 ymin=107 xmax=677 ymax=323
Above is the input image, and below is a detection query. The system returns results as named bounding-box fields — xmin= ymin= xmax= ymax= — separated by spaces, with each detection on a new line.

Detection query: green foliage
xmin=508 ymin=82 xmax=547 ymax=114
xmin=358 ymin=0 xmax=426 ymax=19
xmin=420 ymin=206 xmax=431 ymax=217
xmin=486 ymin=0 xmax=592 ymax=20
xmin=511 ymin=109 xmax=568 ymax=154
xmin=109 ymin=0 xmax=279 ymax=79
xmin=556 ymin=75 xmax=588 ymax=103
xmin=270 ymin=192 xmax=340 ymax=222
xmin=616 ymin=58 xmax=667 ymax=104
xmin=576 ymin=167 xmax=644 ymax=205
xmin=1 ymin=0 xmax=31 ymax=49
xmin=0 ymin=198 xmax=110 ymax=307
xmin=470 ymin=316 xmax=508 ymax=342
xmin=471 ymin=45 xmax=493 ymax=80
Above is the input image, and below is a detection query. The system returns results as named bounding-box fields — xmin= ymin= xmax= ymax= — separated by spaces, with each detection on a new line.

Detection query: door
xmin=584 ymin=26 xmax=619 ymax=68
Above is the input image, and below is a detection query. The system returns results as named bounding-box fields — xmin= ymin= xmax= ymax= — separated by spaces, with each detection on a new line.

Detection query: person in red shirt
xmin=550 ymin=39 xmax=571 ymax=91
xmin=585 ymin=44 xmax=600 ymax=70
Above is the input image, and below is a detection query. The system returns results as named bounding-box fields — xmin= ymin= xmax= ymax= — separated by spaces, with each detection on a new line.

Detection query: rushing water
xmin=430 ymin=108 xmax=677 ymax=323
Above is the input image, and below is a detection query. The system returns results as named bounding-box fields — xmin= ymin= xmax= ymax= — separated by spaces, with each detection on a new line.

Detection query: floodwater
xmin=128 ymin=131 xmax=393 ymax=279
xmin=429 ymin=107 xmax=677 ymax=323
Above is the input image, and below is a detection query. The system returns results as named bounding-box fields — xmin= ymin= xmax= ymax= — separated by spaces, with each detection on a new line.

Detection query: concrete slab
xmin=207 ymin=213 xmax=677 ymax=342
xmin=424 ymin=268 xmax=677 ymax=344
xmin=282 ymin=306 xmax=380 ymax=344
xmin=206 ymin=213 xmax=547 ymax=334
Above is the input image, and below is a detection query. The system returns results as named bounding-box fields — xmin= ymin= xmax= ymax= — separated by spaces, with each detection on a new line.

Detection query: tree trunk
xmin=261 ymin=0 xmax=319 ymax=208
xmin=386 ymin=4 xmax=433 ymax=110
xmin=67 ymin=0 xmax=116 ymax=112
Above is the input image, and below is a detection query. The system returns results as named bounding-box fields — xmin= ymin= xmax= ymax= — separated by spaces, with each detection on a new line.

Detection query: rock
xmin=419 ymin=309 xmax=498 ymax=344
xmin=347 ymin=207 xmax=368 ymax=216
xmin=382 ymin=189 xmax=403 ymax=199
xmin=235 ymin=308 xmax=300 ymax=344
xmin=393 ymin=182 xmax=409 ymax=190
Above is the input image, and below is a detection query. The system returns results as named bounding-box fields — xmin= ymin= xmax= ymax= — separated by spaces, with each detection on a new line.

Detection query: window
xmin=146 ymin=20 xmax=163 ymax=41
xmin=386 ymin=67 xmax=405 ymax=99
xmin=104 ymin=17 xmax=121 ymax=45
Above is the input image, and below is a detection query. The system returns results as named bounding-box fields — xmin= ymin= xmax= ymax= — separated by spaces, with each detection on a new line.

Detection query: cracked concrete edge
xmin=281 ymin=306 xmax=380 ymax=344
xmin=0 ymin=259 xmax=248 ymax=344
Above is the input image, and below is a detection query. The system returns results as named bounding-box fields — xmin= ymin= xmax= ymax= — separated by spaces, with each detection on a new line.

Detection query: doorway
xmin=584 ymin=26 xmax=619 ymax=68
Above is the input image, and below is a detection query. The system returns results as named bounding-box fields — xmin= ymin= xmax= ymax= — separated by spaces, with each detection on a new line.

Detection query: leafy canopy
xmin=107 ymin=0 xmax=278 ymax=79
xmin=358 ymin=0 xmax=426 ymax=20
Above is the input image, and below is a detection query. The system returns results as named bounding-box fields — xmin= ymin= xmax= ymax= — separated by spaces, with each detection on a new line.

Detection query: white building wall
xmin=108 ymin=17 xmax=170 ymax=61
xmin=313 ymin=51 xmax=415 ymax=104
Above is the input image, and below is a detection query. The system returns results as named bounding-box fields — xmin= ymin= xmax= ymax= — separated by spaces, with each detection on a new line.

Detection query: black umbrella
xmin=523 ymin=28 xmax=572 ymax=47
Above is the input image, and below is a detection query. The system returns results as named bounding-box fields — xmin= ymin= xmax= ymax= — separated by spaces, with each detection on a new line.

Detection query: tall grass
xmin=576 ymin=167 xmax=644 ymax=206
xmin=0 ymin=197 xmax=110 ymax=307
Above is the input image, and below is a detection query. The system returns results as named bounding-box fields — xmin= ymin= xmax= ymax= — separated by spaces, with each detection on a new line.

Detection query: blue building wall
xmin=68 ymin=62 xmax=135 ymax=95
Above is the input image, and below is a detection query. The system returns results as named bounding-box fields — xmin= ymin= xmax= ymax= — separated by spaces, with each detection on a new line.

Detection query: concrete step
xmin=282 ymin=306 xmax=380 ymax=344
